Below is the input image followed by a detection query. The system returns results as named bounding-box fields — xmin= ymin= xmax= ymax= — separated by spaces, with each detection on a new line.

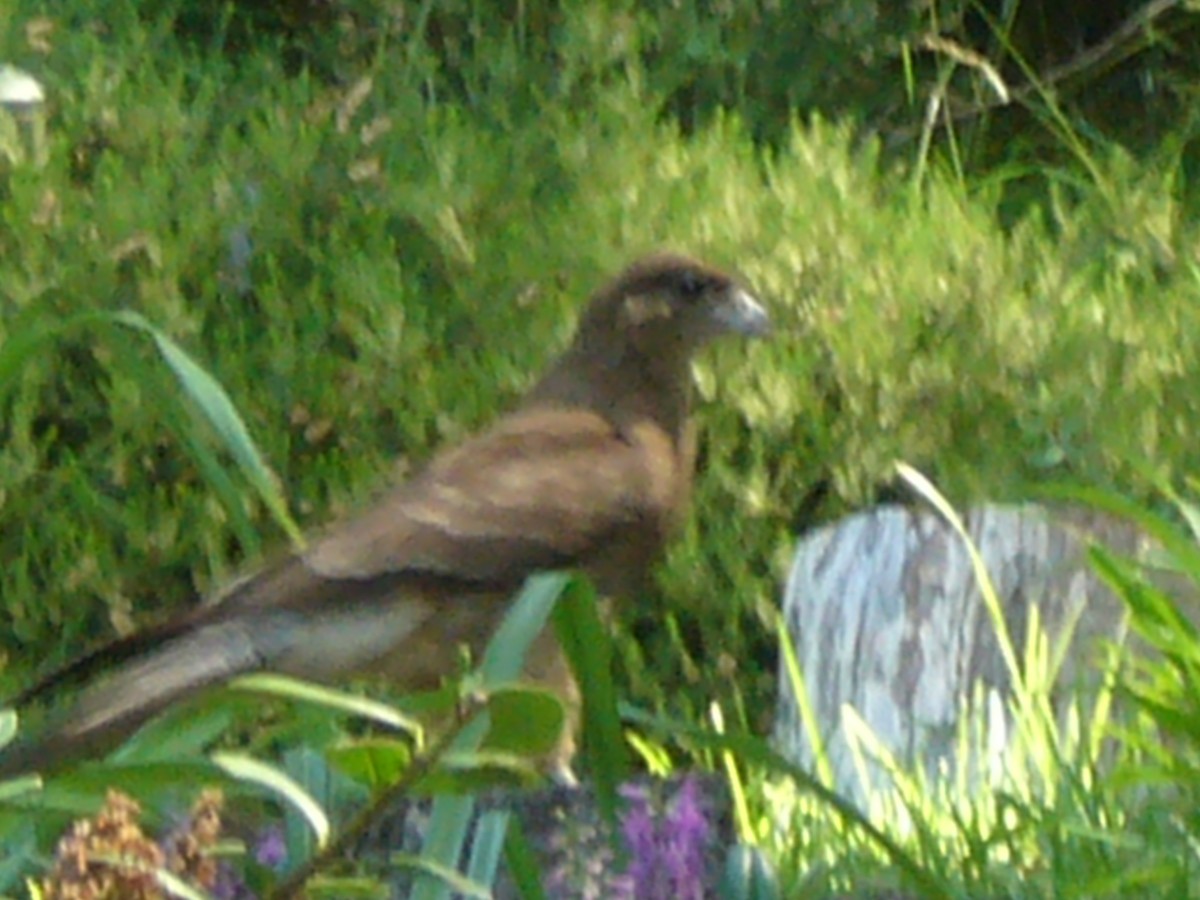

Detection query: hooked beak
xmin=711 ymin=287 xmax=771 ymax=338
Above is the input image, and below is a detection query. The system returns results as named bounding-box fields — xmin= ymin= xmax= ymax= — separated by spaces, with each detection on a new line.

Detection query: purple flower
xmin=253 ymin=825 xmax=288 ymax=870
xmin=619 ymin=776 xmax=712 ymax=900
xmin=662 ymin=776 xmax=710 ymax=896
xmin=210 ymin=864 xmax=258 ymax=900
xmin=620 ymin=784 xmax=660 ymax=895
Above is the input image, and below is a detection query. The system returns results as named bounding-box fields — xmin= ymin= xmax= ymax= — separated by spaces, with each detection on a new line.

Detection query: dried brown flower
xmin=42 ymin=789 xmax=164 ymax=900
xmin=163 ymin=788 xmax=225 ymax=890
xmin=42 ymin=787 xmax=228 ymax=899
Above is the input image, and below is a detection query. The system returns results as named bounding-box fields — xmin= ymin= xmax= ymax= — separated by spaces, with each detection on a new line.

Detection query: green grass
xmin=750 ymin=478 xmax=1200 ymax=898
xmin=0 ymin=0 xmax=1199 ymax=896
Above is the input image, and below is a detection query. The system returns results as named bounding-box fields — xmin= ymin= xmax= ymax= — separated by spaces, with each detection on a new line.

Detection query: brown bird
xmin=0 ymin=252 xmax=769 ymax=778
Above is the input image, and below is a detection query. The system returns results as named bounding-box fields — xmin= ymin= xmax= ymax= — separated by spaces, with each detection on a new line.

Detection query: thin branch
xmin=1016 ymin=0 xmax=1184 ymax=94
xmin=269 ymin=701 xmax=481 ymax=900
xmin=888 ymin=0 xmax=1193 ymax=142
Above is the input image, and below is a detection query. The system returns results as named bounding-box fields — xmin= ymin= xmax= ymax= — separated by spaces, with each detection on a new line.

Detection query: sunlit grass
xmin=741 ymin=473 xmax=1200 ymax=897
xmin=1 ymin=0 xmax=1200 ymax=896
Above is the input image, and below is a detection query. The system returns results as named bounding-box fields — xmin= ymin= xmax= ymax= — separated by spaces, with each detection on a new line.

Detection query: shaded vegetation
xmin=0 ymin=0 xmax=1199 ymax=895
xmin=0 ymin=0 xmax=1198 ymax=737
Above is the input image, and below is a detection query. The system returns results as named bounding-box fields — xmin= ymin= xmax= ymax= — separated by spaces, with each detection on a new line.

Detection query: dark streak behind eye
xmin=613 ymin=259 xmax=730 ymax=302
xmin=677 ymin=269 xmax=705 ymax=299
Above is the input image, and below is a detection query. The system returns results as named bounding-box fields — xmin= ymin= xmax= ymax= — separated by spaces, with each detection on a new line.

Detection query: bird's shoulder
xmin=422 ymin=404 xmax=671 ymax=485
xmin=302 ymin=404 xmax=687 ymax=584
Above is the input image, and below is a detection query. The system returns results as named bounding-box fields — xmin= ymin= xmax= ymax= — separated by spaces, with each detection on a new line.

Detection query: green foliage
xmin=721 ymin=844 xmax=780 ymax=900
xmin=2 ymin=1 xmax=1200 ymax=893
xmin=0 ymin=0 xmax=1199 ymax=752
xmin=724 ymin=481 xmax=1200 ymax=897
xmin=0 ymin=574 xmax=594 ymax=896
xmin=162 ymin=0 xmax=1200 ymax=171
xmin=1073 ymin=482 xmax=1200 ymax=800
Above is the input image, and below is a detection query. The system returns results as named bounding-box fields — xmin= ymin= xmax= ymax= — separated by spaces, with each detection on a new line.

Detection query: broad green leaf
xmin=479 ymin=685 xmax=564 ymax=756
xmin=36 ymin=761 xmax=221 ymax=812
xmin=326 ymin=738 xmax=412 ymax=789
xmin=0 ymin=711 xmax=16 ymax=749
xmin=230 ymin=674 xmax=424 ymax=738
xmin=413 ymin=750 xmax=539 ymax=795
xmin=391 ymin=853 xmax=492 ymax=899
xmin=110 ymin=704 xmax=236 ymax=764
xmin=0 ymin=774 xmax=40 ymax=803
xmin=211 ymin=752 xmax=330 ymax=849
xmin=304 ymin=876 xmax=391 ymax=898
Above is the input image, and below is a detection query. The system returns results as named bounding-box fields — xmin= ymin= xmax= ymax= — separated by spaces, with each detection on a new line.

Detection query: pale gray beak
xmin=712 ymin=287 xmax=771 ymax=337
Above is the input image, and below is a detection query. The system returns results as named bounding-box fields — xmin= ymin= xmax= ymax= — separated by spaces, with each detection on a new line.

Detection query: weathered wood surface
xmin=774 ymin=503 xmax=1157 ymax=807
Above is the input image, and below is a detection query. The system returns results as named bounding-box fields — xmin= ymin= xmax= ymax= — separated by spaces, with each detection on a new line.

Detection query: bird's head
xmin=578 ymin=253 xmax=770 ymax=360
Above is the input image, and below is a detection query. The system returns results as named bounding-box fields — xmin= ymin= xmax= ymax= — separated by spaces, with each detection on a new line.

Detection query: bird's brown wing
xmin=8 ymin=406 xmax=678 ymax=712
xmin=299 ymin=406 xmax=678 ymax=593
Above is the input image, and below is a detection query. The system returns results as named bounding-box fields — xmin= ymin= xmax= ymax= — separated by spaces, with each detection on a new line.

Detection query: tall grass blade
xmin=553 ymin=576 xmax=627 ymax=828
xmin=109 ymin=310 xmax=303 ymax=547
xmin=776 ymin=609 xmax=834 ymax=788
xmin=619 ymin=703 xmax=953 ymax=900
xmin=211 ymin=751 xmax=330 ymax=850
xmin=412 ymin=574 xmax=569 ymax=899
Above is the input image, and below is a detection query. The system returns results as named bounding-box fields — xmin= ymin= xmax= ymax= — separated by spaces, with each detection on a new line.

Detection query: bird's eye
xmin=677 ymin=270 xmax=707 ymax=300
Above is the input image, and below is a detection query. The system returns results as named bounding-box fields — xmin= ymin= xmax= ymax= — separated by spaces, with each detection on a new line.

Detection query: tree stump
xmin=773 ymin=503 xmax=1155 ymax=808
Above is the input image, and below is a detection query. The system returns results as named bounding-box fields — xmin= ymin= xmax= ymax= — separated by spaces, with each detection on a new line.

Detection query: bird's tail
xmin=0 ymin=617 xmax=265 ymax=780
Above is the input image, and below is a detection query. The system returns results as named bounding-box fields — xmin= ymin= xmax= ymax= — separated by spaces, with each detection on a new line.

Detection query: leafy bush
xmin=1 ymin=0 xmax=1200 ymax=737
xmin=3 ymin=1 xmax=1200 ymax=897
xmin=163 ymin=1 xmax=1200 ymax=167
